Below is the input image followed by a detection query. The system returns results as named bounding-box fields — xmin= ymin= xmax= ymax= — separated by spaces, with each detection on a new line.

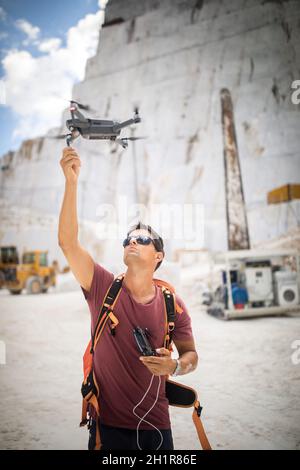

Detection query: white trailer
xmin=207 ymin=249 xmax=300 ymax=320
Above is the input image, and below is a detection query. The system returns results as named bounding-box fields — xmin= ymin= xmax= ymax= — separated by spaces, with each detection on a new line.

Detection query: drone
xmin=51 ymin=101 xmax=145 ymax=149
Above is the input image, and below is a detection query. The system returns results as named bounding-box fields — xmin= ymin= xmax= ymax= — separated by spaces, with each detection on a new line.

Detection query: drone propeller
xmin=48 ymin=133 xmax=72 ymax=140
xmin=70 ymin=100 xmax=96 ymax=113
xmin=51 ymin=95 xmax=94 ymax=112
xmin=114 ymin=135 xmax=147 ymax=149
xmin=121 ymin=136 xmax=147 ymax=141
xmin=70 ymin=100 xmax=92 ymax=111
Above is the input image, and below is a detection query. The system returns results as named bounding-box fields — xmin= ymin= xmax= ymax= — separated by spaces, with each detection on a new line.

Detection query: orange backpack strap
xmin=193 ymin=401 xmax=212 ymax=451
xmin=153 ymin=278 xmax=175 ymax=292
xmin=153 ymin=279 xmax=183 ymax=350
xmin=91 ymin=274 xmax=124 ymax=353
xmin=94 ymin=420 xmax=102 ymax=450
xmin=166 ymin=380 xmax=212 ymax=450
xmin=154 ymin=278 xmax=183 ymax=315
xmin=80 ymin=275 xmax=124 ymax=431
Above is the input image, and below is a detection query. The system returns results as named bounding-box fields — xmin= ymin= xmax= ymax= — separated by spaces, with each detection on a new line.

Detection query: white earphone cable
xmin=132 ymin=374 xmax=163 ymax=450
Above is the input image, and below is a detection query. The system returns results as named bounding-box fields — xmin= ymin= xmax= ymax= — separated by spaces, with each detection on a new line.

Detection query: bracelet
xmin=171 ymin=358 xmax=181 ymax=377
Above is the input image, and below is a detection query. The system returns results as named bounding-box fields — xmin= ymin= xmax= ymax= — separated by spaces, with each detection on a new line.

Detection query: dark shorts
xmin=88 ymin=419 xmax=174 ymax=450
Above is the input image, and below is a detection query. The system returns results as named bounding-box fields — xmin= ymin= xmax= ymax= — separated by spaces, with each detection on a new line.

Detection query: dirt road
xmin=0 ymin=286 xmax=299 ymax=450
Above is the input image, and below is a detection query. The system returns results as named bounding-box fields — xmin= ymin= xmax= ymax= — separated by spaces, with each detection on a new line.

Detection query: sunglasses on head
xmin=122 ymin=235 xmax=155 ymax=248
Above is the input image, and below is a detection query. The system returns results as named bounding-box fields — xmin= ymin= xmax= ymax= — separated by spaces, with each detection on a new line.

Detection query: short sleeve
xmin=81 ymin=262 xmax=114 ymax=323
xmin=172 ymin=294 xmax=194 ymax=342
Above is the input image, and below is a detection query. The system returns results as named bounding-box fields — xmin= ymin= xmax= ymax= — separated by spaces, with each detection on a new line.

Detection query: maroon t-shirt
xmin=81 ymin=262 xmax=194 ymax=430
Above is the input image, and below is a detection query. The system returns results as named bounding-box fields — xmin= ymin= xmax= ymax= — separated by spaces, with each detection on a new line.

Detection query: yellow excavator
xmin=0 ymin=246 xmax=56 ymax=294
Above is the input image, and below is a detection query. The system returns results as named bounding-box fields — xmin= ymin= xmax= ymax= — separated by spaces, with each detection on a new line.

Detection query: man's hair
xmin=127 ymin=221 xmax=164 ymax=271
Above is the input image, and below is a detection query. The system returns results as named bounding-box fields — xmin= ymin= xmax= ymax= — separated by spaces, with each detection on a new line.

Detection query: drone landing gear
xmin=115 ymin=139 xmax=128 ymax=149
xmin=66 ymin=134 xmax=73 ymax=147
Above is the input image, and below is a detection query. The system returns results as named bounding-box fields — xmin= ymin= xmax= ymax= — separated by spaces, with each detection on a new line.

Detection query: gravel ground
xmin=0 ymin=284 xmax=299 ymax=450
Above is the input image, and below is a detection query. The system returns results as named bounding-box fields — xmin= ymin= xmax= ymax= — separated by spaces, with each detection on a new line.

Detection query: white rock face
xmin=1 ymin=0 xmax=300 ymax=269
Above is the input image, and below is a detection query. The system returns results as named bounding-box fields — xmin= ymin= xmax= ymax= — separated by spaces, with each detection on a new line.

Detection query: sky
xmin=0 ymin=0 xmax=108 ymax=157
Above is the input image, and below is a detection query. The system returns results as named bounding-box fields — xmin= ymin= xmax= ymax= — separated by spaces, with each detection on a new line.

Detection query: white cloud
xmin=2 ymin=9 xmax=105 ymax=143
xmin=38 ymin=38 xmax=62 ymax=53
xmin=15 ymin=19 xmax=40 ymax=44
xmin=98 ymin=0 xmax=109 ymax=9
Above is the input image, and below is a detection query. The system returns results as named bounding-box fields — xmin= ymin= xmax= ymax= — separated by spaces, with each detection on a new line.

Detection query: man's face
xmin=123 ymin=229 xmax=163 ymax=272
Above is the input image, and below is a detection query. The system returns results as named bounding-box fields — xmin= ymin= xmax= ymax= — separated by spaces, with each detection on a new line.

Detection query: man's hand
xmin=139 ymin=347 xmax=176 ymax=376
xmin=60 ymin=147 xmax=81 ymax=184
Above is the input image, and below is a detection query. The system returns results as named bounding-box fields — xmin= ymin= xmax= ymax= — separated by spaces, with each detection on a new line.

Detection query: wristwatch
xmin=171 ymin=358 xmax=181 ymax=377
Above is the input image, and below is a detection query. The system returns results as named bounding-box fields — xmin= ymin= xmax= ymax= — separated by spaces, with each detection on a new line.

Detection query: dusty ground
xmin=0 ymin=283 xmax=299 ymax=450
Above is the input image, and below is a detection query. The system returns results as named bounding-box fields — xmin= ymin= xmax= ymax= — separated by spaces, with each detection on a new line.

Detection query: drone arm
xmin=113 ymin=118 xmax=135 ymax=132
xmin=71 ymin=108 xmax=87 ymax=121
xmin=113 ymin=115 xmax=141 ymax=132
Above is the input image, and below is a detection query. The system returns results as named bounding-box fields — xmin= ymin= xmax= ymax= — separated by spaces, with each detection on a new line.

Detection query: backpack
xmin=80 ymin=274 xmax=212 ymax=450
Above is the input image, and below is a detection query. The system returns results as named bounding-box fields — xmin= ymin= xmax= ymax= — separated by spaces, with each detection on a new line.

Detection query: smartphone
xmin=133 ymin=326 xmax=157 ymax=356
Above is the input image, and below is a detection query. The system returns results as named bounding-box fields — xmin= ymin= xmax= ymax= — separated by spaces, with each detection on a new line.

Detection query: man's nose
xmin=129 ymin=237 xmax=137 ymax=245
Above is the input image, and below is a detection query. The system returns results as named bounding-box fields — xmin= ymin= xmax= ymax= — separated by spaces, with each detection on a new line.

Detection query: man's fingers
xmin=62 ymin=148 xmax=79 ymax=159
xmin=156 ymin=348 xmax=171 ymax=356
xmin=62 ymin=152 xmax=78 ymax=160
xmin=62 ymin=146 xmax=75 ymax=154
xmin=140 ymin=356 xmax=163 ymax=364
xmin=61 ymin=151 xmax=80 ymax=160
xmin=64 ymin=159 xmax=81 ymax=168
xmin=61 ymin=155 xmax=81 ymax=165
xmin=64 ymin=158 xmax=81 ymax=167
xmin=61 ymin=156 xmax=81 ymax=166
xmin=141 ymin=362 xmax=156 ymax=373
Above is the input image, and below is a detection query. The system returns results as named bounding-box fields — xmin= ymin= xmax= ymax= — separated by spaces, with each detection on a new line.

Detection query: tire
xmin=26 ymin=276 xmax=42 ymax=294
xmin=41 ymin=288 xmax=48 ymax=294
xmin=10 ymin=289 xmax=22 ymax=295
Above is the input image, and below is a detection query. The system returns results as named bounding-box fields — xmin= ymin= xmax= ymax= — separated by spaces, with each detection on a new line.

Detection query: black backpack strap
xmin=90 ymin=274 xmax=124 ymax=353
xmin=161 ymin=287 xmax=176 ymax=350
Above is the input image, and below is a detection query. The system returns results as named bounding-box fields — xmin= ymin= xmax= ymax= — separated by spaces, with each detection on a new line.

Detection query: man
xmin=58 ymin=147 xmax=198 ymax=450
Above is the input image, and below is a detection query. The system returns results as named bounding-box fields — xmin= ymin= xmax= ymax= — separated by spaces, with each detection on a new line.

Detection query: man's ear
xmin=156 ymin=253 xmax=163 ymax=263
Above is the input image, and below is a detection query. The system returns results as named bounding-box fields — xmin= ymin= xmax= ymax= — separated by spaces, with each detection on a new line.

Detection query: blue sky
xmin=0 ymin=0 xmax=106 ymax=157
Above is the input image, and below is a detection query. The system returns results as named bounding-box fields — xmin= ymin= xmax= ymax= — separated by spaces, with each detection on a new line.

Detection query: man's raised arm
xmin=58 ymin=147 xmax=94 ymax=292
